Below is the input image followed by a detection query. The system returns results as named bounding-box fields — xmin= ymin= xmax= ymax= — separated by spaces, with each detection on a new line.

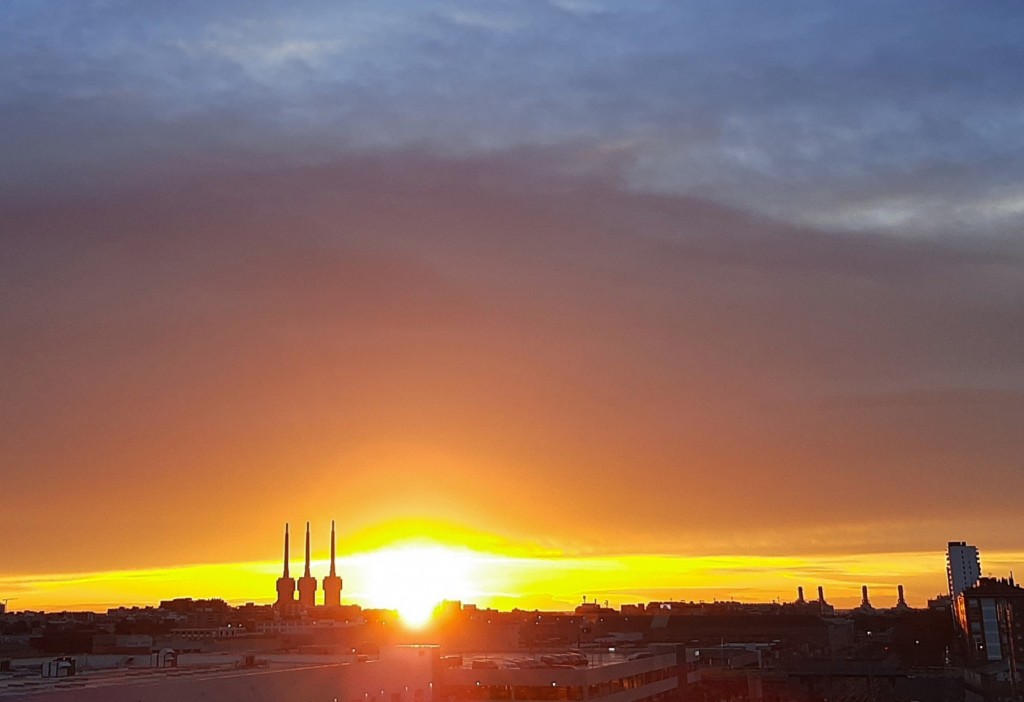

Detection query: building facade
xmin=948 ymin=542 xmax=982 ymax=601
xmin=956 ymin=577 xmax=1024 ymax=665
xmin=439 ymin=651 xmax=682 ymax=702
xmin=948 ymin=541 xmax=982 ymax=627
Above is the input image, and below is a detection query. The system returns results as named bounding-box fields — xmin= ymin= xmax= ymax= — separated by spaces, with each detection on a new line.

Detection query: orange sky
xmin=3 ymin=4 xmax=1023 ymax=616
xmin=4 ymin=161 xmax=1023 ymax=609
xmin=4 ymin=158 xmax=1022 ymax=611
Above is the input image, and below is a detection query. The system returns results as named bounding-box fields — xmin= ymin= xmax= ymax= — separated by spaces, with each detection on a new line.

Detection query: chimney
xmin=322 ymin=519 xmax=343 ymax=607
xmin=275 ymin=523 xmax=296 ymax=608
xmin=297 ymin=522 xmax=318 ymax=608
xmin=329 ymin=520 xmax=337 ymax=577
xmin=861 ymin=585 xmax=871 ymax=608
xmin=283 ymin=523 xmax=290 ymax=578
xmin=304 ymin=522 xmax=312 ymax=578
xmin=797 ymin=587 xmax=805 ymax=604
xmin=817 ymin=586 xmax=825 ymax=604
xmin=897 ymin=584 xmax=906 ymax=606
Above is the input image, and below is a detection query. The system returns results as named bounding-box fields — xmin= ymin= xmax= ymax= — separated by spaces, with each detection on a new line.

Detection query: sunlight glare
xmin=355 ymin=543 xmax=480 ymax=627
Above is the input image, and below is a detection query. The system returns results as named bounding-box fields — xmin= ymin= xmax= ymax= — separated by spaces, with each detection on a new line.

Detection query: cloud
xmin=2 ymin=0 xmax=1023 ymax=236
xmin=2 ymin=147 xmax=1022 ymax=572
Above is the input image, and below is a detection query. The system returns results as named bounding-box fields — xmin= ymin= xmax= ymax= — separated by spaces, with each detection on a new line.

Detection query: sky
xmin=2 ymin=1 xmax=1023 ymax=611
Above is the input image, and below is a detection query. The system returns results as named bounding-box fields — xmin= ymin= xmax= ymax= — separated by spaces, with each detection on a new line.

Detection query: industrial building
xmin=276 ymin=521 xmax=345 ymax=612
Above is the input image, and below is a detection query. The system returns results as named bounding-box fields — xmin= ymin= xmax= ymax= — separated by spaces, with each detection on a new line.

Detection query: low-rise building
xmin=957 ymin=577 xmax=1024 ymax=664
xmin=439 ymin=649 xmax=684 ymax=702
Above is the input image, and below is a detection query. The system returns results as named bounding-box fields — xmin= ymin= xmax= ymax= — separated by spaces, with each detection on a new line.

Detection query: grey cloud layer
xmin=3 ymin=0 xmax=1024 ymax=233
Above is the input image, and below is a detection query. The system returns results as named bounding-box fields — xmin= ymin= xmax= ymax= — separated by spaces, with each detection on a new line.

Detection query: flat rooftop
xmin=0 ymin=654 xmax=348 ymax=699
xmin=452 ymin=650 xmax=667 ymax=670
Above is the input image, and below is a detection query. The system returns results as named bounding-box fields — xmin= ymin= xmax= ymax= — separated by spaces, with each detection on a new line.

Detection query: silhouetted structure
xmin=274 ymin=524 xmax=296 ymax=609
xmin=816 ymin=586 xmax=835 ymax=615
xmin=272 ymin=520 xmax=343 ymax=610
xmin=323 ymin=520 xmax=343 ymax=607
xmin=852 ymin=585 xmax=874 ymax=614
xmin=894 ymin=584 xmax=910 ymax=612
xmin=296 ymin=522 xmax=318 ymax=609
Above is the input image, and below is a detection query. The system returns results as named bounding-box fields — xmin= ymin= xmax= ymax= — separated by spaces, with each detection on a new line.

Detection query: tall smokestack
xmin=323 ymin=519 xmax=343 ymax=607
xmin=861 ymin=585 xmax=871 ymax=608
xmin=304 ymin=522 xmax=312 ymax=578
xmin=894 ymin=584 xmax=910 ymax=611
xmin=329 ymin=520 xmax=337 ymax=578
xmin=818 ymin=586 xmax=825 ymax=604
xmin=275 ymin=523 xmax=296 ymax=608
xmin=797 ymin=587 xmax=805 ymax=604
xmin=283 ymin=523 xmax=290 ymax=578
xmin=297 ymin=521 xmax=318 ymax=608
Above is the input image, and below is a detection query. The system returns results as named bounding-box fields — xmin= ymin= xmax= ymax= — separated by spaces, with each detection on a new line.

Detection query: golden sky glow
xmin=6 ymin=528 xmax=1024 ymax=615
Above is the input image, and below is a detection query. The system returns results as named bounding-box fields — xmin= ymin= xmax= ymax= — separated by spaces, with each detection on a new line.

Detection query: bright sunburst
xmin=354 ymin=543 xmax=481 ymax=627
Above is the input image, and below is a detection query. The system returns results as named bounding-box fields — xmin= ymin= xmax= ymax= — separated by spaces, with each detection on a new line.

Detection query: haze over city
xmin=3 ymin=0 xmax=1023 ymax=617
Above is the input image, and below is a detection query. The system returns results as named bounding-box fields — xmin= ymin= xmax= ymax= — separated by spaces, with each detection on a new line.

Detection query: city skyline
xmin=3 ymin=524 xmax=1022 ymax=616
xmin=3 ymin=1 xmax=1024 ymax=619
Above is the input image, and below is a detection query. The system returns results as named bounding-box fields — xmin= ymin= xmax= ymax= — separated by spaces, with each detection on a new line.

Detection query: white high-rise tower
xmin=947 ymin=541 xmax=981 ymax=628
xmin=947 ymin=541 xmax=981 ymax=599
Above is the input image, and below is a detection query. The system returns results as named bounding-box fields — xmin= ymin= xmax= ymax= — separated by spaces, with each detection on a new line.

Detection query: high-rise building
xmin=948 ymin=541 xmax=982 ymax=599
xmin=948 ymin=541 xmax=981 ymax=627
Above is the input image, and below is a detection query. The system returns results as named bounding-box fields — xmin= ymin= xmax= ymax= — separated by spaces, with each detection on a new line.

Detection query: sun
xmin=354 ymin=543 xmax=481 ymax=627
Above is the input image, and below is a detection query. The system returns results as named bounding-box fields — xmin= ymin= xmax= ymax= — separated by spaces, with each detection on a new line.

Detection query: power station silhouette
xmin=275 ymin=521 xmax=343 ymax=609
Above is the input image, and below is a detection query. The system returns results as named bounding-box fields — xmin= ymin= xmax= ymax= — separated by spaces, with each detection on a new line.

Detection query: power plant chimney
xmin=274 ymin=524 xmax=296 ymax=609
xmin=283 ymin=524 xmax=290 ymax=578
xmin=330 ymin=520 xmax=337 ymax=577
xmin=297 ymin=522 xmax=318 ymax=609
xmin=859 ymin=585 xmax=874 ymax=612
xmin=797 ymin=587 xmax=805 ymax=604
xmin=813 ymin=585 xmax=835 ymax=615
xmin=323 ymin=520 xmax=343 ymax=607
xmin=304 ymin=523 xmax=311 ymax=577
xmin=895 ymin=584 xmax=910 ymax=611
